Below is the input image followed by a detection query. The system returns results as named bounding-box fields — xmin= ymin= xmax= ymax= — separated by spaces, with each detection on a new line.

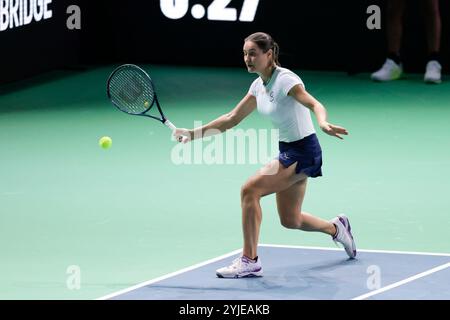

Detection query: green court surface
xmin=0 ymin=66 xmax=449 ymax=299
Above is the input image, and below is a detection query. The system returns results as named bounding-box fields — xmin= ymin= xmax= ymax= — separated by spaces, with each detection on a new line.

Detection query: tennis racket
xmin=106 ymin=64 xmax=188 ymax=143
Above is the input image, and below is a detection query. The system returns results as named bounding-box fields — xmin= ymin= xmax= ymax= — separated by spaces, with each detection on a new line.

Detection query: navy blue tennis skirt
xmin=278 ymin=133 xmax=323 ymax=178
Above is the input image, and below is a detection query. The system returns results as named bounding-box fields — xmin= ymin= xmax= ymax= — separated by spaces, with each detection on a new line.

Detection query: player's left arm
xmin=288 ymin=84 xmax=348 ymax=140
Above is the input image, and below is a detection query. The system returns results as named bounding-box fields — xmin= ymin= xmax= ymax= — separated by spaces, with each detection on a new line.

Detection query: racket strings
xmin=109 ymin=66 xmax=155 ymax=115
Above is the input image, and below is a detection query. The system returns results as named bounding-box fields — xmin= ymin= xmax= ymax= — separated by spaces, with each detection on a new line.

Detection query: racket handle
xmin=164 ymin=119 xmax=176 ymax=131
xmin=164 ymin=119 xmax=189 ymax=143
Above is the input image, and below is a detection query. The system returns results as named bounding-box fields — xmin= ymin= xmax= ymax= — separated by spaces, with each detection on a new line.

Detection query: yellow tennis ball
xmin=144 ymin=101 xmax=150 ymax=108
xmin=99 ymin=136 xmax=112 ymax=149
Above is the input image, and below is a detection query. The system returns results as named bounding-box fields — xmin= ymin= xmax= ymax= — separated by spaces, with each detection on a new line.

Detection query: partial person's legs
xmin=423 ymin=0 xmax=442 ymax=83
xmin=371 ymin=0 xmax=406 ymax=81
xmin=276 ymin=179 xmax=336 ymax=235
xmin=387 ymin=0 xmax=407 ymax=57
xmin=424 ymin=0 xmax=441 ymax=55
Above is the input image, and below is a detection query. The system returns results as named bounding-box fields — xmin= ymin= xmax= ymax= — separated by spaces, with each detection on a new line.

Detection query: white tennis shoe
xmin=371 ymin=58 xmax=403 ymax=81
xmin=424 ymin=60 xmax=442 ymax=84
xmin=331 ymin=214 xmax=357 ymax=259
xmin=216 ymin=256 xmax=263 ymax=278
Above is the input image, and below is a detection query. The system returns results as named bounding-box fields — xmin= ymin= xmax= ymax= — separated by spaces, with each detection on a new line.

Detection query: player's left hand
xmin=319 ymin=122 xmax=348 ymax=140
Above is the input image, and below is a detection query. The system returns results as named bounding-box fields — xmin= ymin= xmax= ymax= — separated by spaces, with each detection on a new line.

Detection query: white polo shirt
xmin=248 ymin=67 xmax=315 ymax=142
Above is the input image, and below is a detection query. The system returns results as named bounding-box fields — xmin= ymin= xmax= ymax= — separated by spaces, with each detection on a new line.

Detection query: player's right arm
xmin=174 ymin=94 xmax=256 ymax=143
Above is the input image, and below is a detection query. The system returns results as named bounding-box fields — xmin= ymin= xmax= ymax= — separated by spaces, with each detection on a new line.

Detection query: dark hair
xmin=245 ymin=32 xmax=280 ymax=66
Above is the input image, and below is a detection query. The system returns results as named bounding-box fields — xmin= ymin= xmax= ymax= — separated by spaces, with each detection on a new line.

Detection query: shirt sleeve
xmin=248 ymin=79 xmax=259 ymax=97
xmin=279 ymin=74 xmax=305 ymax=96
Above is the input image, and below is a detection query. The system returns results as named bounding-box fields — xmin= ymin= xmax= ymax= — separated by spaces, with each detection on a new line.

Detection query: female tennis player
xmin=174 ymin=32 xmax=356 ymax=278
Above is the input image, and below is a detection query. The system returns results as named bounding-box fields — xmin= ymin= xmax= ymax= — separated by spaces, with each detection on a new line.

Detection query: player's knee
xmin=240 ymin=184 xmax=259 ymax=202
xmin=280 ymin=215 xmax=302 ymax=229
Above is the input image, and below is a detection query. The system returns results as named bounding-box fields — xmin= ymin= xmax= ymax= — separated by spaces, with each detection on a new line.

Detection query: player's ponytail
xmin=272 ymin=41 xmax=280 ymax=66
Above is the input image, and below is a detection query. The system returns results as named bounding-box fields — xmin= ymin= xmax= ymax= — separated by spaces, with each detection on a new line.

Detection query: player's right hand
xmin=173 ymin=128 xmax=192 ymax=144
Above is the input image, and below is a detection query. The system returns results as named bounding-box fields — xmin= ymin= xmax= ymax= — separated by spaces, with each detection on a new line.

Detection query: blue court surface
xmin=99 ymin=245 xmax=450 ymax=300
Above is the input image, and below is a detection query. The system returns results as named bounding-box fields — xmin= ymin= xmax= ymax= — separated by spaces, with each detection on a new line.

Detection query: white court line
xmin=97 ymin=248 xmax=242 ymax=300
xmin=352 ymin=262 xmax=450 ymax=300
xmin=259 ymin=243 xmax=450 ymax=257
xmin=97 ymin=244 xmax=450 ymax=300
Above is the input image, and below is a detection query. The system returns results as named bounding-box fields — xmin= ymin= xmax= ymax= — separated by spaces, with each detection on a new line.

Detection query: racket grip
xmin=164 ymin=119 xmax=189 ymax=143
xmin=164 ymin=119 xmax=176 ymax=131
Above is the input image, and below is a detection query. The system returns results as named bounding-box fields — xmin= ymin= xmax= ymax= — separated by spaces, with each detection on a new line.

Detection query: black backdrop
xmin=0 ymin=0 xmax=81 ymax=84
xmin=1 ymin=0 xmax=449 ymax=85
